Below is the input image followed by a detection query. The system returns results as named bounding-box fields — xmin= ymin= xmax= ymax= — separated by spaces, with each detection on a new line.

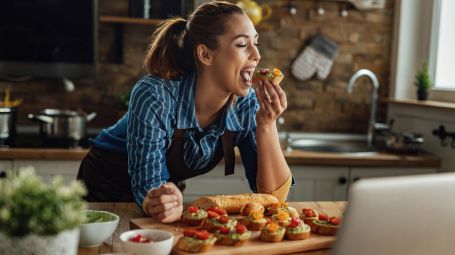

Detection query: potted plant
xmin=414 ymin=62 xmax=432 ymax=101
xmin=0 ymin=167 xmax=87 ymax=255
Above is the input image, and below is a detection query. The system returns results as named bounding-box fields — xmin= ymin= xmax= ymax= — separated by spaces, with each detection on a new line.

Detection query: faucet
xmin=346 ymin=69 xmax=379 ymax=147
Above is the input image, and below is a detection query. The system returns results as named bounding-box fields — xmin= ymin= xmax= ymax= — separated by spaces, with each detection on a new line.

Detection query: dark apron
xmin=77 ymin=129 xmax=235 ymax=202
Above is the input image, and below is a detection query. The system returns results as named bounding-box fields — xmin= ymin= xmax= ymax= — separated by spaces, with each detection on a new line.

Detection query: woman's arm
xmin=127 ymin=80 xmax=183 ymax=222
xmin=255 ymin=79 xmax=291 ymax=199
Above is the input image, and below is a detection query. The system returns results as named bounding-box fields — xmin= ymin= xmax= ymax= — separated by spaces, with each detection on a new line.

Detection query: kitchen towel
xmin=291 ymin=34 xmax=339 ymax=80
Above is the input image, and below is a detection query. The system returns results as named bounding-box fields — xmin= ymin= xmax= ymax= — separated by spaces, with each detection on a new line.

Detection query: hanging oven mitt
xmin=291 ymin=34 xmax=339 ymax=81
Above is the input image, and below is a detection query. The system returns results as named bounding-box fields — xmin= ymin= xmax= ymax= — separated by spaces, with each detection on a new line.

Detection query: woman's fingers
xmin=148 ymin=199 xmax=178 ymax=216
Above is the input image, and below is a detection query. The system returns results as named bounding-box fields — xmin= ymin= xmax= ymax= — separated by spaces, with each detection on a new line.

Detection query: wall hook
xmin=287 ymin=0 xmax=297 ymax=16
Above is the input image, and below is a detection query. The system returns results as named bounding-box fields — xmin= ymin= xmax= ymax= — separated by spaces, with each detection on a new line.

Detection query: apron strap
xmin=222 ymin=131 xmax=235 ymax=176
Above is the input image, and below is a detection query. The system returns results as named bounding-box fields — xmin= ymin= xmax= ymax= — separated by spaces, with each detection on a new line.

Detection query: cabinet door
xmin=0 ymin=160 xmax=13 ymax=177
xmin=183 ymin=163 xmax=252 ymax=203
xmin=14 ymin=160 xmax=82 ymax=184
xmin=349 ymin=167 xmax=438 ymax=184
xmin=289 ymin=166 xmax=349 ymax=201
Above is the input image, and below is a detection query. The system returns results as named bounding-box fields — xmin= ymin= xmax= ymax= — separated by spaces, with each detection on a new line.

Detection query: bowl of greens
xmin=78 ymin=210 xmax=119 ymax=247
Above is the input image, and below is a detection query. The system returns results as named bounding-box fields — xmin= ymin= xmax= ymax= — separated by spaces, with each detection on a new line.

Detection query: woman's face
xmin=209 ymin=13 xmax=261 ymax=97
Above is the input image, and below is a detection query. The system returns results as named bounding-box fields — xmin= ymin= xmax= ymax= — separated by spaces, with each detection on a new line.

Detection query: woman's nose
xmin=250 ymin=45 xmax=261 ymax=63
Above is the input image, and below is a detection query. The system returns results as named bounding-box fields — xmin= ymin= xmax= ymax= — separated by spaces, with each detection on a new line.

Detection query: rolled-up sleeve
xmin=127 ymin=82 xmax=169 ymax=208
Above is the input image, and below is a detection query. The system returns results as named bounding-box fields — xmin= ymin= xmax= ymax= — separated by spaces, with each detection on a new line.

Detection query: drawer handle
xmin=0 ymin=171 xmax=6 ymax=179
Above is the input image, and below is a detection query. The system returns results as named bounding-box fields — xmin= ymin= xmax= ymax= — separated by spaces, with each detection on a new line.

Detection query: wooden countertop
xmin=0 ymin=147 xmax=440 ymax=168
xmin=79 ymin=202 xmax=345 ymax=255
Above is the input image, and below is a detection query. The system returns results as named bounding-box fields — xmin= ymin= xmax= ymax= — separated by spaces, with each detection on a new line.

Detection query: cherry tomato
xmin=220 ymin=226 xmax=230 ymax=234
xmin=207 ymin=210 xmax=219 ymax=219
xmin=196 ymin=230 xmax=210 ymax=240
xmin=330 ymin=217 xmax=341 ymax=226
xmin=218 ymin=215 xmax=229 ymax=224
xmin=208 ymin=207 xmax=226 ymax=215
xmin=302 ymin=208 xmax=316 ymax=217
xmin=183 ymin=229 xmax=198 ymax=237
xmin=260 ymin=69 xmax=270 ymax=75
xmin=187 ymin=206 xmax=198 ymax=214
xmin=288 ymin=217 xmax=301 ymax=228
xmin=236 ymin=224 xmax=247 ymax=234
xmin=318 ymin=213 xmax=329 ymax=221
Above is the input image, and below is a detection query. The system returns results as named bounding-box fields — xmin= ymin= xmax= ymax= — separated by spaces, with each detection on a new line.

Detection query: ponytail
xmin=144 ymin=18 xmax=193 ymax=80
xmin=144 ymin=1 xmax=244 ymax=80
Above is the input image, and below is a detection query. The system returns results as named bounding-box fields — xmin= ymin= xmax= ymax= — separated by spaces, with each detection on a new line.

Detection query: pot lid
xmin=40 ymin=109 xmax=83 ymax=117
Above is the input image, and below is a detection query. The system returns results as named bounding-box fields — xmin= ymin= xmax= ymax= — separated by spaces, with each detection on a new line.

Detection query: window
xmin=430 ymin=0 xmax=455 ymax=91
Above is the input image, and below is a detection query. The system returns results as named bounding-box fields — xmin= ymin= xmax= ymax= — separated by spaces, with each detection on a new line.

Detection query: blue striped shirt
xmin=91 ymin=72 xmax=259 ymax=207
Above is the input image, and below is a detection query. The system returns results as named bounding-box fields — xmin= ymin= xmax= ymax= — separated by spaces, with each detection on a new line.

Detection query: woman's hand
xmin=145 ymin=182 xmax=183 ymax=223
xmin=255 ymin=79 xmax=287 ymax=126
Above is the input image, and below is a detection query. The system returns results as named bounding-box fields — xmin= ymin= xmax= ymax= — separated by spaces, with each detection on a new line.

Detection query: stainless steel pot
xmin=28 ymin=109 xmax=96 ymax=146
xmin=0 ymin=107 xmax=17 ymax=147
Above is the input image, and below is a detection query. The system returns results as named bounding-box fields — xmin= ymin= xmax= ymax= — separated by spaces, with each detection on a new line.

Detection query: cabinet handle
xmin=338 ymin=176 xmax=347 ymax=185
xmin=353 ymin=177 xmax=361 ymax=182
xmin=0 ymin=171 xmax=6 ymax=179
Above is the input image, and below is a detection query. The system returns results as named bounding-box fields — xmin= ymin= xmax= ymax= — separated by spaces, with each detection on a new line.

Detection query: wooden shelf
xmin=100 ymin=16 xmax=163 ymax=26
xmin=381 ymin=98 xmax=455 ymax=112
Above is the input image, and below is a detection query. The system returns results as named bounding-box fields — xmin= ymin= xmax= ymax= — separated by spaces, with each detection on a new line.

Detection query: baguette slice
xmin=252 ymin=68 xmax=284 ymax=86
xmin=192 ymin=193 xmax=278 ymax=214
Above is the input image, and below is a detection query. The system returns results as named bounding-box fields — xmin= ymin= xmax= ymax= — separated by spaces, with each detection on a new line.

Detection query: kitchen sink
xmin=290 ymin=138 xmax=378 ymax=155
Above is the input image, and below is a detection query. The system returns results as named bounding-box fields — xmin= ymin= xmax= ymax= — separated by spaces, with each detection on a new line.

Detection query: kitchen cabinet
xmin=13 ymin=160 xmax=81 ymax=184
xmin=288 ymin=166 xmax=349 ymax=201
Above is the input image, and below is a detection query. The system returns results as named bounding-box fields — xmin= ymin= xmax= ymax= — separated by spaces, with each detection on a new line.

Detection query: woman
xmin=77 ymin=1 xmax=292 ymax=223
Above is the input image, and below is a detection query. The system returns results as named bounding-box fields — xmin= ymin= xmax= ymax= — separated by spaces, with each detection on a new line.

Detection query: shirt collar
xmin=176 ymin=72 xmax=244 ymax=132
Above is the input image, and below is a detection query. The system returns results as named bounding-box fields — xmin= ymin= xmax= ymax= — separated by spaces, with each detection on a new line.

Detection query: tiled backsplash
xmin=0 ymin=0 xmax=394 ymax=133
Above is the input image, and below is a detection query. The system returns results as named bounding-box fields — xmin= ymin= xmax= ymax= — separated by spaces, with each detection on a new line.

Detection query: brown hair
xmin=144 ymin=1 xmax=244 ymax=80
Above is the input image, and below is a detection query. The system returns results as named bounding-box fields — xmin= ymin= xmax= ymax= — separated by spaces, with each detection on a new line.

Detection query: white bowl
xmin=78 ymin=210 xmax=119 ymax=247
xmin=120 ymin=229 xmax=174 ymax=255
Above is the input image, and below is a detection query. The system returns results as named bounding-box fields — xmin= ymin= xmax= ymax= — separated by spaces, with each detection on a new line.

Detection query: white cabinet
xmin=14 ymin=160 xmax=82 ymax=184
xmin=288 ymin=166 xmax=349 ymax=201
xmin=184 ymin=164 xmax=252 ymax=203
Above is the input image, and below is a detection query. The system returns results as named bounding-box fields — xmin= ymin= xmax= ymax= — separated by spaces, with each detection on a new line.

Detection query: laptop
xmin=332 ymin=172 xmax=455 ymax=255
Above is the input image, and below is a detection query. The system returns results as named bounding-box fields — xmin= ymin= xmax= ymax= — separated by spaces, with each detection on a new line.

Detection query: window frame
xmin=428 ymin=0 xmax=455 ymax=101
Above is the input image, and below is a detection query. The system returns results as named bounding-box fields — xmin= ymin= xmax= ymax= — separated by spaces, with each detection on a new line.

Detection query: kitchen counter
xmin=0 ymin=147 xmax=441 ymax=168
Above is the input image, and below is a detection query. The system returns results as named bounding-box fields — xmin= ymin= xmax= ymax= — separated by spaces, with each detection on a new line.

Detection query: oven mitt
xmin=291 ymin=34 xmax=339 ymax=80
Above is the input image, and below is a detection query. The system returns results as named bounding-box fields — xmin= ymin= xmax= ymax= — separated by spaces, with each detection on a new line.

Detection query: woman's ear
xmin=195 ymin=44 xmax=214 ymax=66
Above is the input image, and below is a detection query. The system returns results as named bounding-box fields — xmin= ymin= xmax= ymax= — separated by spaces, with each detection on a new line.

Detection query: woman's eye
xmin=254 ymin=43 xmax=260 ymax=47
xmin=236 ymin=44 xmax=247 ymax=47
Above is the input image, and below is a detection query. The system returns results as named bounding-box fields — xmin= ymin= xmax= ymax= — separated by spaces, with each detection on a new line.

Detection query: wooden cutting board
xmin=129 ymin=202 xmax=344 ymax=255
xmin=130 ymin=217 xmax=334 ymax=255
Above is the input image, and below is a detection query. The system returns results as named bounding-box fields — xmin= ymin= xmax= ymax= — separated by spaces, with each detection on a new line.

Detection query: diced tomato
xmin=218 ymin=215 xmax=229 ymax=224
xmin=288 ymin=217 xmax=301 ymax=228
xmin=220 ymin=226 xmax=230 ymax=234
xmin=129 ymin=234 xmax=143 ymax=243
xmin=207 ymin=210 xmax=219 ymax=219
xmin=196 ymin=230 xmax=210 ymax=240
xmin=236 ymin=224 xmax=247 ymax=234
xmin=188 ymin=206 xmax=198 ymax=214
xmin=302 ymin=208 xmax=316 ymax=218
xmin=330 ymin=217 xmax=341 ymax=226
xmin=129 ymin=234 xmax=152 ymax=243
xmin=183 ymin=229 xmax=197 ymax=238
xmin=318 ymin=213 xmax=329 ymax=221
xmin=259 ymin=69 xmax=270 ymax=75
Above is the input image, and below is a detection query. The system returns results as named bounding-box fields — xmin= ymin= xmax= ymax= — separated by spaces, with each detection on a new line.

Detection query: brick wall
xmin=0 ymin=0 xmax=394 ymax=133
